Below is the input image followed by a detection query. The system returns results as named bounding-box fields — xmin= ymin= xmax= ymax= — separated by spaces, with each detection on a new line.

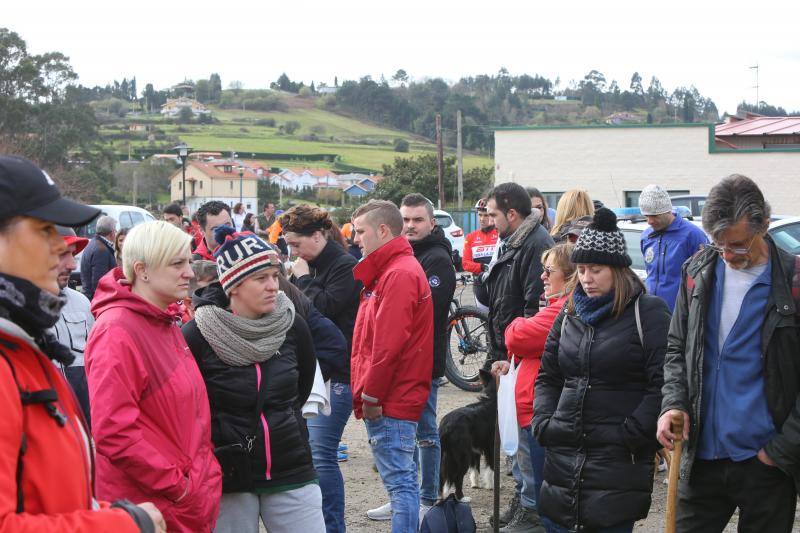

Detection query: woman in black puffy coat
xmin=181 ymin=228 xmax=323 ymax=533
xmin=533 ymin=209 xmax=671 ymax=533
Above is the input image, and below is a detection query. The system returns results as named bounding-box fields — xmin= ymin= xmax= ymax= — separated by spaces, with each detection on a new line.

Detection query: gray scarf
xmin=194 ymin=291 xmax=295 ymax=366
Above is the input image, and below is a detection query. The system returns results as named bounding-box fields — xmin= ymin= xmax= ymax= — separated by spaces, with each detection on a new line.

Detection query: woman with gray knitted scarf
xmin=181 ymin=227 xmax=323 ymax=533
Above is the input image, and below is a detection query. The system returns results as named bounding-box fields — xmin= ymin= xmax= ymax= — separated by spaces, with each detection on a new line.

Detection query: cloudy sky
xmin=6 ymin=0 xmax=800 ymax=116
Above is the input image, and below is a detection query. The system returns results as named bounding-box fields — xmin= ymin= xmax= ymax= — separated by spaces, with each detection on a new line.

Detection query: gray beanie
xmin=639 ymin=185 xmax=673 ymax=215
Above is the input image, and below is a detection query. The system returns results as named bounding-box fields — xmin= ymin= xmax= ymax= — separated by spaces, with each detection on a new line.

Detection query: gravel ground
xmin=336 ymin=383 xmax=800 ymax=532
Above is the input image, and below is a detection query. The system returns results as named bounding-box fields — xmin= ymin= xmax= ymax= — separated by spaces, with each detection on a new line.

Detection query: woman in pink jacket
xmin=492 ymin=242 xmax=575 ymax=529
xmin=86 ymin=221 xmax=222 ymax=533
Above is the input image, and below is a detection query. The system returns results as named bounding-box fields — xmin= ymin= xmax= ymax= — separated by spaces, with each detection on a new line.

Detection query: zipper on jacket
xmin=575 ymin=323 xmax=593 ymax=531
xmin=254 ymin=364 xmax=272 ymax=480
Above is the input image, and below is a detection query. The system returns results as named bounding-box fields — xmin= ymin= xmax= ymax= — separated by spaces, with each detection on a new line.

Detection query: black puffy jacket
xmin=182 ymin=283 xmax=317 ymax=492
xmin=293 ymin=240 xmax=361 ymax=383
xmin=533 ymin=292 xmax=670 ymax=530
xmin=410 ymin=226 xmax=457 ymax=379
xmin=484 ymin=210 xmax=554 ymax=361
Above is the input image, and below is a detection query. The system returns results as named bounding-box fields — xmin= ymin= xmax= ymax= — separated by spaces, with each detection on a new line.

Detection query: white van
xmin=71 ymin=205 xmax=156 ymax=286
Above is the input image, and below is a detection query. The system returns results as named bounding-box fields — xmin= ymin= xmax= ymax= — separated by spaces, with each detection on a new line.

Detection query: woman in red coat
xmin=86 ymin=221 xmax=222 ymax=533
xmin=492 ymin=242 xmax=575 ymax=529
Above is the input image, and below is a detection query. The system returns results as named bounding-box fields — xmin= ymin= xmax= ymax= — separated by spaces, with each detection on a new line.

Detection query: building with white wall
xmin=493 ymin=123 xmax=800 ymax=214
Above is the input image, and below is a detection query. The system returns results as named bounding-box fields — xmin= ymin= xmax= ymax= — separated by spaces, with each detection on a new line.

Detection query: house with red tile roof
xmin=168 ymin=160 xmax=259 ymax=213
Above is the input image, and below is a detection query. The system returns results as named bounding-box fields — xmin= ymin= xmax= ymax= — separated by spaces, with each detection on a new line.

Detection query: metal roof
xmin=715 ymin=116 xmax=800 ymax=136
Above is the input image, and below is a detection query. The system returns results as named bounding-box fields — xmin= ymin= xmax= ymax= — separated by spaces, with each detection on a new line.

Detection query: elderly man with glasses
xmin=658 ymin=174 xmax=800 ymax=533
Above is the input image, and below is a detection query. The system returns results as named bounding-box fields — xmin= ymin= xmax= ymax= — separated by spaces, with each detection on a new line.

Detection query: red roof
xmin=715 ymin=116 xmax=800 ymax=136
xmin=187 ymin=160 xmax=259 ymax=180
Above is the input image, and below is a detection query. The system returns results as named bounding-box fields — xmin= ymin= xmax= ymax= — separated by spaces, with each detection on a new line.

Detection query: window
xmin=119 ymin=212 xmax=134 ymax=229
xmin=621 ymin=228 xmax=645 ymax=271
xmin=178 ymin=181 xmax=182 ymax=190
xmin=542 ymin=192 xmax=563 ymax=210
xmin=223 ymin=165 xmax=233 ymax=173
xmin=130 ymin=212 xmax=144 ymax=226
xmin=230 ymin=181 xmax=234 ymax=190
xmin=434 ymin=214 xmax=453 ymax=227
xmin=199 ymin=181 xmax=203 ymax=190
xmin=246 ymin=203 xmax=252 ymax=210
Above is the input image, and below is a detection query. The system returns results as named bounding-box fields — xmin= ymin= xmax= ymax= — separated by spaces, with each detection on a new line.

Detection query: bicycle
xmin=445 ymin=274 xmax=490 ymax=392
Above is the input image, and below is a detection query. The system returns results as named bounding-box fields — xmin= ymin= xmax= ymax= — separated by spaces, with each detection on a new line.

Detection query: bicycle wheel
xmin=445 ymin=305 xmax=490 ymax=392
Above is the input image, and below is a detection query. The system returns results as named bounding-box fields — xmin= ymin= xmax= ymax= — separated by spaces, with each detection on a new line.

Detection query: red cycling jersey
xmin=462 ymin=227 xmax=499 ymax=274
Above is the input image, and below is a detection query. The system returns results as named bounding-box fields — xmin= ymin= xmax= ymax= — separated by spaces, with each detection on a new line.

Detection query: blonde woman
xmin=86 ymin=221 xmax=222 ymax=533
xmin=551 ymin=189 xmax=595 ymax=243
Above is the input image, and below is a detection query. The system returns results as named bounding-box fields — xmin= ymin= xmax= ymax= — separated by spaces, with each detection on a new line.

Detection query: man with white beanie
xmin=639 ymin=184 xmax=708 ymax=311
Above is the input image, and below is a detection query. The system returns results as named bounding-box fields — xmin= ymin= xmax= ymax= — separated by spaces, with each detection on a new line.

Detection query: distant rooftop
xmin=716 ymin=114 xmax=800 ymax=136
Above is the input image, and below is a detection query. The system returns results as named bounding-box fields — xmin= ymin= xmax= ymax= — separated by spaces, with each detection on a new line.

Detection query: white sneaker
xmin=366 ymin=501 xmax=392 ymax=521
xmin=419 ymin=503 xmax=433 ymax=522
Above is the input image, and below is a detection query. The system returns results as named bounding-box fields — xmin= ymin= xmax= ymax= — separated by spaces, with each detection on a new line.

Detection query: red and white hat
xmin=213 ymin=227 xmax=281 ymax=294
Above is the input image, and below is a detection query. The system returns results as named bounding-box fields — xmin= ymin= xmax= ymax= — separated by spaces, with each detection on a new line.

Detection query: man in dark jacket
xmin=658 ymin=175 xmax=799 ymax=532
xmin=80 ymin=215 xmax=117 ymax=301
xmin=386 ymin=193 xmax=457 ymax=517
xmin=484 ymin=183 xmax=554 ymax=362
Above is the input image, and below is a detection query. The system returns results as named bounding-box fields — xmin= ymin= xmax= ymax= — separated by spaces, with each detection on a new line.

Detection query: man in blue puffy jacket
xmin=639 ymin=185 xmax=708 ymax=311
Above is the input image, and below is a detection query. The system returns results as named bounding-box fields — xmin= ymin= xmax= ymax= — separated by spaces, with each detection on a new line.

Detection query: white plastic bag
xmin=497 ymin=356 xmax=519 ymax=455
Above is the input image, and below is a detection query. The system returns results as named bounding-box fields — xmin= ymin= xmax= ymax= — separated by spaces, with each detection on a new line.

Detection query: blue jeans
xmin=307 ymin=381 xmax=352 ymax=533
xmin=512 ymin=425 xmax=538 ymax=510
xmin=366 ymin=416 xmax=419 ymax=533
xmin=414 ymin=378 xmax=440 ymax=505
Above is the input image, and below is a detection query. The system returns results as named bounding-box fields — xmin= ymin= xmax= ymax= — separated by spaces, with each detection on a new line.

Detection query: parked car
xmin=434 ymin=209 xmax=465 ymax=271
xmin=669 ymin=195 xmax=707 ymax=218
xmin=71 ymin=205 xmax=156 ymax=286
xmin=621 ymin=215 xmax=800 ymax=282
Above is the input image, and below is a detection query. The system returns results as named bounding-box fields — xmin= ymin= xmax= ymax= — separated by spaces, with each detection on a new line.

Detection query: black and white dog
xmin=438 ymin=369 xmax=497 ymax=501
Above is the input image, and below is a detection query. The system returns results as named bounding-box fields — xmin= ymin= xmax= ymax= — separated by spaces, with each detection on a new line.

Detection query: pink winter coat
xmin=86 ymin=268 xmax=222 ymax=533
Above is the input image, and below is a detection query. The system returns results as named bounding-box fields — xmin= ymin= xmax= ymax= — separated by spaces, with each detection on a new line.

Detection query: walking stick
xmin=493 ymin=375 xmax=500 ymax=533
xmin=665 ymin=412 xmax=684 ymax=533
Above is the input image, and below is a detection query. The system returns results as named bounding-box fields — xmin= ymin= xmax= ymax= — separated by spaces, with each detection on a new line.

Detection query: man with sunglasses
xmin=658 ymin=175 xmax=800 ymax=532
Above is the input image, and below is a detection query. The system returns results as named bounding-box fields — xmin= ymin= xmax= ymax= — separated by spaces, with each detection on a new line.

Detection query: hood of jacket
xmin=90 ymin=267 xmax=180 ymax=324
xmin=506 ymin=209 xmax=543 ymax=250
xmin=410 ymin=224 xmax=452 ymax=256
xmin=191 ymin=281 xmax=229 ymax=311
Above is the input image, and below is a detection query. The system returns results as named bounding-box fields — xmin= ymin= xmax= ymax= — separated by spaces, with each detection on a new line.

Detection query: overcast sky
xmin=6 ymin=0 xmax=800 ymax=117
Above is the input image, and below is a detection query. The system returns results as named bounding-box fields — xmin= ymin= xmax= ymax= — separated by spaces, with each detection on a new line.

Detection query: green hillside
xmin=103 ymin=96 xmax=493 ymax=173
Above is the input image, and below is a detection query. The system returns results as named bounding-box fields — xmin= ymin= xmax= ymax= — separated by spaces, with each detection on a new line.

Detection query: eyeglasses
xmin=543 ymin=266 xmax=559 ymax=277
xmin=709 ymin=234 xmax=757 ymax=256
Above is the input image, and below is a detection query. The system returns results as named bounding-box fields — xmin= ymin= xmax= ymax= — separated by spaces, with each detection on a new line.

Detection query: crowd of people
xmin=1 ymin=152 xmax=798 ymax=533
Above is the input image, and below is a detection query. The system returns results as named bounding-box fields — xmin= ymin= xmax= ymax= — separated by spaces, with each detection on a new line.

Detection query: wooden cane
xmin=493 ymin=375 xmax=501 ymax=533
xmin=665 ymin=412 xmax=684 ymax=533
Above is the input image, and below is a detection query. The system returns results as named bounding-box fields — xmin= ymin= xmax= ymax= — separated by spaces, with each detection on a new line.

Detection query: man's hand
xmin=491 ymin=360 xmax=510 ymax=378
xmin=363 ymin=403 xmax=383 ymax=421
xmin=292 ymin=257 xmax=310 ymax=277
xmin=656 ymin=409 xmax=690 ymax=450
xmin=757 ymin=448 xmax=777 ymax=467
xmin=137 ymin=502 xmax=167 ymax=533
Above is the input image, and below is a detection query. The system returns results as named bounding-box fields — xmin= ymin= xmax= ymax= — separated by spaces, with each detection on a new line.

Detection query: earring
xmin=142 ymin=275 xmax=149 ymax=282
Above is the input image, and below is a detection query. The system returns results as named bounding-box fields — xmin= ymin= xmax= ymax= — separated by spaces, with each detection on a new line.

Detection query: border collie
xmin=438 ymin=369 xmax=497 ymax=501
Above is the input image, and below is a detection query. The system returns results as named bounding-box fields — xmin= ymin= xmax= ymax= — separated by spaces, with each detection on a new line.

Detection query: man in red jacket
xmin=351 ymin=199 xmax=433 ymax=532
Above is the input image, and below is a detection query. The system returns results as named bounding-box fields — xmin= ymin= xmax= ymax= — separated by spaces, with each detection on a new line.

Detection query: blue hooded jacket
xmin=640 ymin=215 xmax=708 ymax=311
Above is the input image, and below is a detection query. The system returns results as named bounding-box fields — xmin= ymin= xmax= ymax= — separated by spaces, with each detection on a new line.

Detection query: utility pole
xmin=750 ymin=64 xmax=759 ymax=110
xmin=436 ymin=113 xmax=444 ymax=209
xmin=456 ymin=109 xmax=463 ymax=209
xmin=132 ymin=170 xmax=138 ymax=206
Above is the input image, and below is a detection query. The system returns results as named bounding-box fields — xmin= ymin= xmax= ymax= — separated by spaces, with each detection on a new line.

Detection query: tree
xmin=284 ymin=120 xmax=300 ymax=134
xmin=629 ymin=72 xmax=643 ymax=95
xmin=142 ymin=83 xmax=156 ymax=112
xmin=195 ymin=79 xmax=210 ymax=103
xmin=393 ymin=138 xmax=410 ymax=152
xmin=177 ymin=106 xmax=193 ymax=124
xmin=392 ymin=69 xmax=409 ymax=87
xmin=209 ymin=73 xmax=222 ymax=102
xmin=228 ymin=80 xmax=244 ymax=94
xmin=129 ymin=77 xmax=137 ymax=103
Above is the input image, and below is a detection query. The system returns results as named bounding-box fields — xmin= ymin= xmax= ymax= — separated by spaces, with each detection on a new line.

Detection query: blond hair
xmin=541 ymin=242 xmax=577 ymax=295
xmin=551 ymin=189 xmax=595 ymax=237
xmin=122 ymin=221 xmax=192 ymax=282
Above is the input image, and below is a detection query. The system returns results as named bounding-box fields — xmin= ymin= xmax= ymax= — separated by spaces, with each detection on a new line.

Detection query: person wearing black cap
xmin=532 ymin=208 xmax=671 ymax=533
xmin=0 ymin=156 xmax=165 ymax=532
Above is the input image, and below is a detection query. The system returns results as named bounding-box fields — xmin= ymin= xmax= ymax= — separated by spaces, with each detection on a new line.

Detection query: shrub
xmin=393 ymin=138 xmax=410 ymax=152
xmin=310 ymin=124 xmax=326 ymax=134
xmin=284 ymin=121 xmax=301 ymax=134
xmin=255 ymin=118 xmax=277 ymax=127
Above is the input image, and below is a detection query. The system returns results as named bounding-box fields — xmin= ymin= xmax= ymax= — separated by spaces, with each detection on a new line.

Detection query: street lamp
xmin=238 ymin=165 xmax=244 ymax=206
xmin=173 ymin=143 xmax=192 ymax=206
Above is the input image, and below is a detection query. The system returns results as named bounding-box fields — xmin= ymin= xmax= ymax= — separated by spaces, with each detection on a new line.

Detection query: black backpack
xmin=419 ymin=495 xmax=477 ymax=533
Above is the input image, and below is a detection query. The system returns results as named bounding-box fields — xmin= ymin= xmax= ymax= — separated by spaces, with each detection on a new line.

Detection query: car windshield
xmin=621 ymin=228 xmax=645 ymax=271
xmin=434 ymin=214 xmax=453 ymax=227
xmin=770 ymin=222 xmax=800 ymax=255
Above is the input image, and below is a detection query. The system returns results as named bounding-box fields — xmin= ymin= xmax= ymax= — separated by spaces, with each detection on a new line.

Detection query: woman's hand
xmin=491 ymin=360 xmax=510 ymax=378
xmin=292 ymin=257 xmax=310 ymax=277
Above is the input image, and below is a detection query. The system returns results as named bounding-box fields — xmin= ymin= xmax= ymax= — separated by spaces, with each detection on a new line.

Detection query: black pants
xmin=676 ymin=457 xmax=796 ymax=533
xmin=64 ymin=366 xmax=91 ymax=429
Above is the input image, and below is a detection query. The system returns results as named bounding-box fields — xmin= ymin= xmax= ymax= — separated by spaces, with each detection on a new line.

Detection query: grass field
xmin=108 ymin=98 xmax=493 ymax=172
